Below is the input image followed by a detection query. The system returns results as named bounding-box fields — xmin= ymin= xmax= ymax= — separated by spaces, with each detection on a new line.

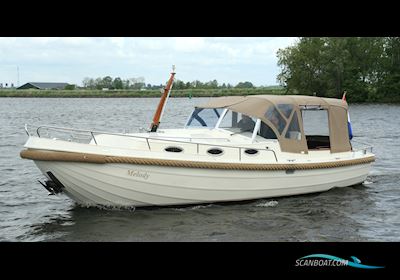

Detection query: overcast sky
xmin=0 ymin=37 xmax=298 ymax=87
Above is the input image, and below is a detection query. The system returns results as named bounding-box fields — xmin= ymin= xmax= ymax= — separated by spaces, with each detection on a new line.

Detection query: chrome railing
xmin=25 ymin=124 xmax=279 ymax=162
xmin=351 ymin=139 xmax=374 ymax=155
xmin=353 ymin=146 xmax=374 ymax=155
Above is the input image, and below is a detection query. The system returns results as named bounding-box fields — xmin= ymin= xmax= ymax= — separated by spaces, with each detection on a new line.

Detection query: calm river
xmin=0 ymin=98 xmax=399 ymax=241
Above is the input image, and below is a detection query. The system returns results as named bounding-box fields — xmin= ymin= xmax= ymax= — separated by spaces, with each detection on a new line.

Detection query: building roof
xmin=17 ymin=82 xmax=69 ymax=89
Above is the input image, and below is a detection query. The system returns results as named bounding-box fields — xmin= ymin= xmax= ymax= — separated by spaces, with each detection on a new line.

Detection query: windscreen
xmin=186 ymin=108 xmax=223 ymax=128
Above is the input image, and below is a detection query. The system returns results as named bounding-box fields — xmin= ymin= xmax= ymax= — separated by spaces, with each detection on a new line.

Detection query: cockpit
xmin=185 ymin=108 xmax=282 ymax=141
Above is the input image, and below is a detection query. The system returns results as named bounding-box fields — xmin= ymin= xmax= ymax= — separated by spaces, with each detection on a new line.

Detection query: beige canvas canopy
xmin=197 ymin=95 xmax=351 ymax=154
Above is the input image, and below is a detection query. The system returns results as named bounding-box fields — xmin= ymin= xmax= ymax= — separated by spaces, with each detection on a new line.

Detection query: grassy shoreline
xmin=1 ymin=89 xmax=399 ymax=103
xmin=0 ymin=88 xmax=285 ymax=98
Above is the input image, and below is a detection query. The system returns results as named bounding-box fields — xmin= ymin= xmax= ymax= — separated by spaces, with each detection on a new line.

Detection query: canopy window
xmin=302 ymin=109 xmax=330 ymax=150
xmin=186 ymin=108 xmax=223 ymax=128
xmin=219 ymin=111 xmax=257 ymax=133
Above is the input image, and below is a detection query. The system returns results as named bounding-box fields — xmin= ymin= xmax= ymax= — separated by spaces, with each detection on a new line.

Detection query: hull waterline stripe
xmin=20 ymin=149 xmax=375 ymax=171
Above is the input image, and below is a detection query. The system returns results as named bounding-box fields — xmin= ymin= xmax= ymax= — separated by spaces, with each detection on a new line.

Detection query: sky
xmin=0 ymin=37 xmax=298 ymax=87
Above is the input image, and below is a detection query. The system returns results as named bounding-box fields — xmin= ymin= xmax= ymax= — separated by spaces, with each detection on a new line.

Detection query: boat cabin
xmin=185 ymin=95 xmax=351 ymax=154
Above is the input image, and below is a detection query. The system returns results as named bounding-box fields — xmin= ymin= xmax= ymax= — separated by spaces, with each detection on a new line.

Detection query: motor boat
xmin=20 ymin=69 xmax=375 ymax=208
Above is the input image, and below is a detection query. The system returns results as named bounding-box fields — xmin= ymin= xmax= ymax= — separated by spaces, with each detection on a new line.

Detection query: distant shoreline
xmin=0 ymin=89 xmax=398 ymax=103
xmin=0 ymin=89 xmax=284 ymax=98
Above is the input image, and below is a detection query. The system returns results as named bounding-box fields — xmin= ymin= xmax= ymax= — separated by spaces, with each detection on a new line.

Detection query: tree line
xmin=82 ymin=76 xmax=149 ymax=90
xmin=277 ymin=37 xmax=400 ymax=102
xmin=82 ymin=76 xmax=257 ymax=90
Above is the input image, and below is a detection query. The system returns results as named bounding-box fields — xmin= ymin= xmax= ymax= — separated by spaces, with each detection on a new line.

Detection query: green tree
xmin=102 ymin=76 xmax=113 ymax=89
xmin=235 ymin=81 xmax=254 ymax=88
xmin=377 ymin=37 xmax=400 ymax=101
xmin=193 ymin=80 xmax=203 ymax=88
xmin=174 ymin=79 xmax=186 ymax=90
xmin=277 ymin=37 xmax=327 ymax=96
xmin=112 ymin=77 xmax=124 ymax=89
xmin=82 ymin=77 xmax=95 ymax=89
xmin=123 ymin=79 xmax=131 ymax=89
xmin=277 ymin=37 xmax=393 ymax=102
xmin=94 ymin=78 xmax=103 ymax=90
xmin=210 ymin=79 xmax=218 ymax=88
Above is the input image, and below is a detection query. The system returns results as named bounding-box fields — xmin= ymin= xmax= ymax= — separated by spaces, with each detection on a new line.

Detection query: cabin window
xmin=219 ymin=111 xmax=256 ymax=134
xmin=207 ymin=148 xmax=224 ymax=156
xmin=277 ymin=104 xmax=293 ymax=119
xmin=218 ymin=110 xmax=236 ymax=128
xmin=285 ymin=113 xmax=301 ymax=140
xmin=164 ymin=146 xmax=183 ymax=153
xmin=264 ymin=106 xmax=286 ymax=135
xmin=244 ymin=149 xmax=259 ymax=155
xmin=258 ymin=121 xmax=278 ymax=139
xmin=186 ymin=108 xmax=223 ymax=128
xmin=301 ymin=109 xmax=330 ymax=149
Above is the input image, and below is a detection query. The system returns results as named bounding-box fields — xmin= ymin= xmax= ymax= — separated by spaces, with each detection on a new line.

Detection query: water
xmin=0 ymin=98 xmax=399 ymax=241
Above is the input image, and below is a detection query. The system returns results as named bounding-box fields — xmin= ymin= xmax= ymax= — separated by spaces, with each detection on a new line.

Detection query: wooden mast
xmin=150 ymin=66 xmax=176 ymax=132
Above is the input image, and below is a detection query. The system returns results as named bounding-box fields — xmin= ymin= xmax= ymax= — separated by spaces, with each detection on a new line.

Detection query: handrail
xmin=90 ymin=132 xmax=98 ymax=145
xmin=353 ymin=146 xmax=373 ymax=155
xmin=36 ymin=125 xmax=231 ymax=145
xmin=24 ymin=124 xmax=30 ymax=136
xmin=137 ymin=135 xmax=231 ymax=142
xmin=351 ymin=139 xmax=374 ymax=154
xmin=28 ymin=124 xmax=279 ymax=162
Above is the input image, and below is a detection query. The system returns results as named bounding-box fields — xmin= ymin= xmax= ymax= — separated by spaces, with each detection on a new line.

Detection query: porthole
xmin=164 ymin=146 xmax=183 ymax=153
xmin=244 ymin=149 xmax=259 ymax=155
xmin=207 ymin=148 xmax=224 ymax=156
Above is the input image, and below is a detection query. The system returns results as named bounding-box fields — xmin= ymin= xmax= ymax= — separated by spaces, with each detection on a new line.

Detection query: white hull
xmin=34 ymin=160 xmax=372 ymax=207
